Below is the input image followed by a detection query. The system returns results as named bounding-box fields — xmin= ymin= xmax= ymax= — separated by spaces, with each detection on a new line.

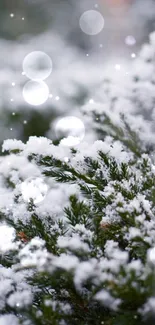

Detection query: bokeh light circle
xmin=55 ymin=116 xmax=85 ymax=146
xmin=125 ymin=35 xmax=136 ymax=46
xmin=21 ymin=177 xmax=48 ymax=204
xmin=23 ymin=80 xmax=49 ymax=106
xmin=23 ymin=51 xmax=52 ymax=80
xmin=79 ymin=10 xmax=104 ymax=35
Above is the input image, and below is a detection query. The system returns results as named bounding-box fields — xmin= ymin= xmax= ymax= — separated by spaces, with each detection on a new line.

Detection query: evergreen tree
xmin=1 ymin=31 xmax=155 ymax=325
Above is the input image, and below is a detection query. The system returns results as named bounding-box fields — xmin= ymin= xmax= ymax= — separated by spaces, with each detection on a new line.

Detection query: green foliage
xmin=1 ymin=115 xmax=155 ymax=325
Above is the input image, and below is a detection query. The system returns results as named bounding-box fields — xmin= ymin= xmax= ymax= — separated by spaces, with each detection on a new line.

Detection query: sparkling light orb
xmin=23 ymin=80 xmax=49 ymax=106
xmin=64 ymin=157 xmax=69 ymax=163
xmin=115 ymin=64 xmax=121 ymax=71
xmin=55 ymin=116 xmax=85 ymax=146
xmin=23 ymin=51 xmax=52 ymax=80
xmin=125 ymin=35 xmax=136 ymax=46
xmin=131 ymin=53 xmax=136 ymax=59
xmin=21 ymin=177 xmax=48 ymax=204
xmin=79 ymin=10 xmax=104 ymax=35
xmin=89 ymin=99 xmax=94 ymax=104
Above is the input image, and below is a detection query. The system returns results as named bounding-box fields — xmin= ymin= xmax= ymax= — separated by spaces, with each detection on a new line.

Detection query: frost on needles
xmin=1 ymin=33 xmax=155 ymax=325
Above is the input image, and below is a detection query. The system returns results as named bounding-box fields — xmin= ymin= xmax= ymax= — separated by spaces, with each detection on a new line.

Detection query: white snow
xmin=94 ymin=290 xmax=121 ymax=311
xmin=0 ymin=315 xmax=19 ymax=325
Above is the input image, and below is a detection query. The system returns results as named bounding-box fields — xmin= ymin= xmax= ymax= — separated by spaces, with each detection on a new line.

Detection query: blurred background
xmin=0 ymin=0 xmax=155 ymax=147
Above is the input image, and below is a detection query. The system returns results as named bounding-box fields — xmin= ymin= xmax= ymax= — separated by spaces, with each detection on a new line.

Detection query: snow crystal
xmin=21 ymin=136 xmax=52 ymax=156
xmin=139 ymin=44 xmax=155 ymax=60
xmin=127 ymin=260 xmax=143 ymax=275
xmin=0 ymin=224 xmax=16 ymax=252
xmin=45 ymin=299 xmax=72 ymax=314
xmin=140 ymin=297 xmax=155 ymax=316
xmin=0 ymin=154 xmax=40 ymax=180
xmin=128 ymin=227 xmax=142 ymax=239
xmin=20 ymin=176 xmax=48 ymax=204
xmin=74 ymin=259 xmax=97 ymax=290
xmin=22 ymin=136 xmax=71 ymax=161
xmin=147 ymin=247 xmax=155 ymax=265
xmin=94 ymin=289 xmax=121 ymax=311
xmin=0 ymin=279 xmax=14 ymax=310
xmin=99 ymin=258 xmax=121 ymax=274
xmin=7 ymin=290 xmax=32 ymax=308
xmin=54 ymin=254 xmax=79 ymax=271
xmin=104 ymin=240 xmax=128 ymax=264
xmin=58 ymin=235 xmax=90 ymax=252
xmin=2 ymin=139 xmax=25 ymax=152
xmin=74 ymin=224 xmax=93 ymax=241
xmin=132 ymin=58 xmax=154 ymax=81
xmin=136 ymin=214 xmax=146 ymax=224
xmin=19 ymin=237 xmax=50 ymax=269
xmin=0 ymin=315 xmax=19 ymax=325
